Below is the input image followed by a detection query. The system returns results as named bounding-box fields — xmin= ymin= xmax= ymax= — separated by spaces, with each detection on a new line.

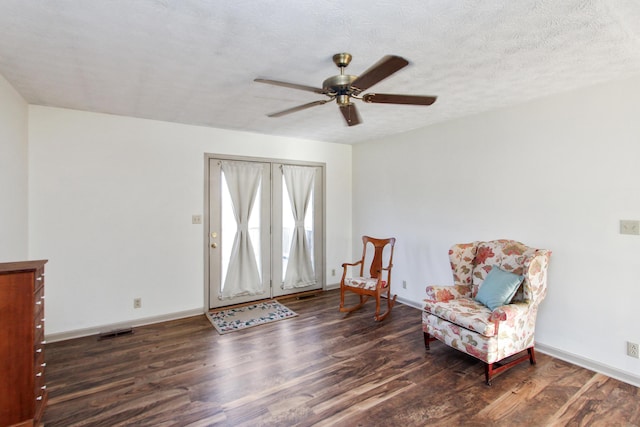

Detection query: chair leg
xmin=484 ymin=346 xmax=537 ymax=385
xmin=423 ymin=332 xmax=437 ymax=350
xmin=373 ymin=289 xmax=396 ymax=321
xmin=485 ymin=363 xmax=493 ymax=386
xmin=339 ymin=290 xmax=369 ymax=314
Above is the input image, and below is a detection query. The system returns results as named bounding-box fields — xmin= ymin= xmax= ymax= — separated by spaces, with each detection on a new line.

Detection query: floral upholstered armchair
xmin=422 ymin=240 xmax=551 ymax=385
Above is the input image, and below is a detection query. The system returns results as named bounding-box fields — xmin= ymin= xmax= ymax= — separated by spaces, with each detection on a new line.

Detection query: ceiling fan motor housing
xmin=322 ymin=74 xmax=358 ymax=95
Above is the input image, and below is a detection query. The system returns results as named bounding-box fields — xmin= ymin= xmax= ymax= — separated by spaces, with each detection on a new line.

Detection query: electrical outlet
xmin=331 ymin=269 xmax=336 ymax=277
xmin=192 ymin=214 xmax=202 ymax=224
xmin=620 ymin=220 xmax=640 ymax=235
xmin=627 ymin=341 xmax=639 ymax=358
xmin=133 ymin=298 xmax=142 ymax=309
xmin=402 ymin=280 xmax=407 ymax=289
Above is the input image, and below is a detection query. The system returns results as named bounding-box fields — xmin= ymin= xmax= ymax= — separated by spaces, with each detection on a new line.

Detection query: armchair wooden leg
xmin=484 ymin=347 xmax=537 ymax=385
xmin=485 ymin=363 xmax=493 ymax=386
xmin=424 ymin=332 xmax=437 ymax=350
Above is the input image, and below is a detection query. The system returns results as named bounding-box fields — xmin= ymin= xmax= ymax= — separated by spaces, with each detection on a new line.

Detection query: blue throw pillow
xmin=475 ymin=265 xmax=524 ymax=311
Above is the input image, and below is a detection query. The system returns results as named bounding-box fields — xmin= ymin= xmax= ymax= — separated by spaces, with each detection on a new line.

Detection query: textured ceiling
xmin=1 ymin=1 xmax=640 ymax=144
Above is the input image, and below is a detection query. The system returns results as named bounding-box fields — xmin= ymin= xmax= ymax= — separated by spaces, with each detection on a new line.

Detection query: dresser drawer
xmin=34 ymin=316 xmax=45 ymax=355
xmin=35 ymin=350 xmax=46 ymax=394
xmin=34 ymin=351 xmax=47 ymax=422
xmin=34 ymin=279 xmax=45 ymax=356
xmin=34 ymin=327 xmax=45 ymax=363
xmin=35 ymin=285 xmax=45 ymax=315
xmin=35 ymin=268 xmax=45 ymax=290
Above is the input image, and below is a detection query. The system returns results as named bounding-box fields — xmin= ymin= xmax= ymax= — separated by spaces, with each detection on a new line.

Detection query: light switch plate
xmin=192 ymin=214 xmax=202 ymax=224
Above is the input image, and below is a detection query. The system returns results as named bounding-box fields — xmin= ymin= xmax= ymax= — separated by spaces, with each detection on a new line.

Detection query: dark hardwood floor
xmin=42 ymin=290 xmax=639 ymax=426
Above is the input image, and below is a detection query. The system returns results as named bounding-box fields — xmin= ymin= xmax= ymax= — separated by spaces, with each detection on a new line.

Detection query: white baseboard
xmin=45 ymin=308 xmax=204 ymax=343
xmin=535 ymin=342 xmax=640 ymax=388
xmin=396 ymin=295 xmax=423 ymax=310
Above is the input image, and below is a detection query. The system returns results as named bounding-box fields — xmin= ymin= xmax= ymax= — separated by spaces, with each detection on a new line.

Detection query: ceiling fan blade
xmin=362 ymin=93 xmax=437 ymax=105
xmin=267 ymin=99 xmax=330 ymax=117
xmin=351 ymin=55 xmax=409 ymax=92
xmin=339 ymin=103 xmax=361 ymax=126
xmin=254 ymin=78 xmax=325 ymax=94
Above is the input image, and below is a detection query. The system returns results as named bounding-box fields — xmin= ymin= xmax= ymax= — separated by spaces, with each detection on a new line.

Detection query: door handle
xmin=211 ymin=243 xmax=217 ymax=249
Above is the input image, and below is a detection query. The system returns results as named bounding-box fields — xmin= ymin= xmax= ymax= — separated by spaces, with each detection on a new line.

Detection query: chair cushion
xmin=344 ymin=277 xmax=387 ymax=291
xmin=423 ymin=297 xmax=496 ymax=337
xmin=475 ymin=266 xmax=524 ymax=311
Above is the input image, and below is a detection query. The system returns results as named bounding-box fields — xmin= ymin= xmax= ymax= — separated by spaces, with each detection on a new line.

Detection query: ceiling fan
xmin=254 ymin=53 xmax=437 ymax=126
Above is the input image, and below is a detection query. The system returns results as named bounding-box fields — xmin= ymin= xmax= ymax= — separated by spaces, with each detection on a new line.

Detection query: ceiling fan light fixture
xmin=336 ymin=94 xmax=351 ymax=106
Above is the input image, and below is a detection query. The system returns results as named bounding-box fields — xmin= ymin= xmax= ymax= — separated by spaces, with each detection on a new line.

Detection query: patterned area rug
xmin=207 ymin=300 xmax=298 ymax=334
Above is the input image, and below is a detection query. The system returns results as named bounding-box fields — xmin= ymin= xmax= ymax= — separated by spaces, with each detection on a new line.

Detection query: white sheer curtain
xmin=282 ymin=165 xmax=316 ymax=289
xmin=220 ymin=161 xmax=263 ymax=298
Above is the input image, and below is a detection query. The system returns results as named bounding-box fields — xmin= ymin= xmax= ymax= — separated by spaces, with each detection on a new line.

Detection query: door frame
xmin=203 ymin=153 xmax=326 ymax=311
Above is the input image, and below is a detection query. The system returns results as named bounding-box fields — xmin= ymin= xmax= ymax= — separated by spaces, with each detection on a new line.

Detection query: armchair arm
xmin=489 ymin=302 xmax=530 ymax=322
xmin=341 ymin=260 xmax=363 ymax=268
xmin=424 ymin=284 xmax=472 ymax=302
xmin=341 ymin=260 xmax=363 ymax=279
xmin=376 ymin=264 xmax=392 ymax=279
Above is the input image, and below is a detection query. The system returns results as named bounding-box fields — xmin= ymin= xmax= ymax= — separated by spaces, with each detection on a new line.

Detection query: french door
xmin=206 ymin=155 xmax=324 ymax=309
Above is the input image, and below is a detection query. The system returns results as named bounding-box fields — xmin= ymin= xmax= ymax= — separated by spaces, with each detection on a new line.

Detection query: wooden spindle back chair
xmin=339 ymin=236 xmax=396 ymax=321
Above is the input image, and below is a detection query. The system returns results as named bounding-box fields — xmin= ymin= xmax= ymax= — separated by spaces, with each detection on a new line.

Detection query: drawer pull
xmin=41 ymin=295 xmax=46 ymax=300
xmin=42 ymin=340 xmax=47 ymax=344
xmin=42 ymin=318 xmax=46 ymax=322
xmin=41 ymin=363 xmax=47 ymax=367
xmin=36 ymin=300 xmax=42 ymax=305
xmin=36 ymin=372 xmax=42 ymax=377
xmin=36 ymin=348 xmax=43 ymax=353
xmin=36 ymin=324 xmax=43 ymax=329
xmin=36 ymin=395 xmax=43 ymax=401
xmin=37 ymin=277 xmax=43 ymax=281
xmin=41 ymin=385 xmax=47 ymax=390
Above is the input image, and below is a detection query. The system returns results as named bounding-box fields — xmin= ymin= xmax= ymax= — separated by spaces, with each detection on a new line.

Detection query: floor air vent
xmin=98 ymin=327 xmax=134 ymax=340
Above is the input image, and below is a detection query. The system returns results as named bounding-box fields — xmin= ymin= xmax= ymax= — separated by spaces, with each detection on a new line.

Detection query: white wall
xmin=0 ymin=74 xmax=29 ymax=261
xmin=353 ymin=75 xmax=640 ymax=383
xmin=28 ymin=106 xmax=352 ymax=336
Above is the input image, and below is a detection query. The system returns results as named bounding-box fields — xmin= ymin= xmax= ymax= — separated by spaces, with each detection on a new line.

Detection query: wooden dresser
xmin=0 ymin=260 xmax=48 ymax=427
